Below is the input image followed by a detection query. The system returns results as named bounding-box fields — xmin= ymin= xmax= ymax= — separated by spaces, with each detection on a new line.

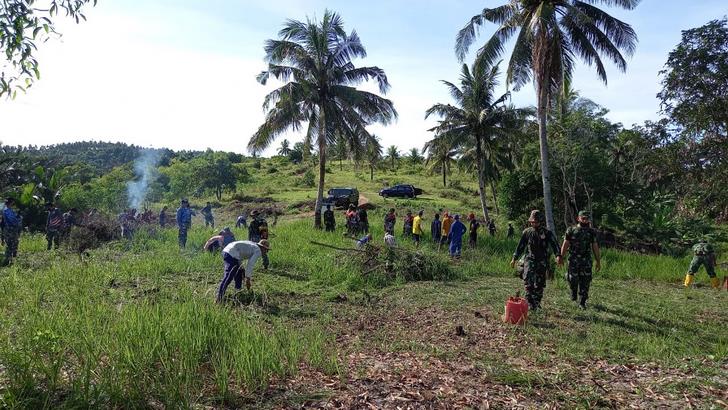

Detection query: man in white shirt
xmin=216 ymin=239 xmax=270 ymax=303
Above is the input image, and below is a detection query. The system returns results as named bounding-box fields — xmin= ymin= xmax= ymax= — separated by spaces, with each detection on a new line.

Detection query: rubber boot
xmin=579 ymin=296 xmax=587 ymax=310
xmin=683 ymin=274 xmax=694 ymax=288
xmin=710 ymin=277 xmax=720 ymax=289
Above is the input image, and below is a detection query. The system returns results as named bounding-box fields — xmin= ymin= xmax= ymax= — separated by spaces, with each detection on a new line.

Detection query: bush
xmin=64 ymin=213 xmax=119 ymax=256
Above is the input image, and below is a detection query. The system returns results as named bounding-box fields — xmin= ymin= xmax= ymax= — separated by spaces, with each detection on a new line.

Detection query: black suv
xmin=379 ymin=184 xmax=423 ymax=199
xmin=326 ymin=187 xmax=359 ymax=208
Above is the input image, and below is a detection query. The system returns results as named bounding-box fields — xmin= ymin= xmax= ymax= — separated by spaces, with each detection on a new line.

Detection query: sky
xmin=0 ymin=0 xmax=726 ymax=156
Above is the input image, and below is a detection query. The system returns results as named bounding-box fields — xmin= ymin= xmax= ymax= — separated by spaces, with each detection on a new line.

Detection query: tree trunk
xmin=370 ymin=164 xmax=374 ymax=181
xmin=490 ymin=180 xmax=499 ymax=214
xmin=314 ymin=109 xmax=326 ymax=229
xmin=442 ymin=164 xmax=447 ymax=187
xmin=537 ymin=84 xmax=556 ymax=233
xmin=475 ymin=135 xmax=490 ymax=221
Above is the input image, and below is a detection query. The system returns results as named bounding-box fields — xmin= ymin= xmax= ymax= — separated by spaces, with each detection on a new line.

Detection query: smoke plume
xmin=127 ymin=149 xmax=162 ymax=209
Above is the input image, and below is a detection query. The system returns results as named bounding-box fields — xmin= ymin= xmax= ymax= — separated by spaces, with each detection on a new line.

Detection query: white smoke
xmin=127 ymin=149 xmax=162 ymax=209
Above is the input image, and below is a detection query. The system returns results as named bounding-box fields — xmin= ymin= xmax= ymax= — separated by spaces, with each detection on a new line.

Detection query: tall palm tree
xmin=386 ymin=145 xmax=400 ymax=169
xmin=364 ymin=134 xmax=383 ymax=181
xmin=426 ymin=59 xmax=529 ymax=221
xmin=249 ymin=10 xmax=397 ymax=228
xmin=277 ymin=139 xmax=292 ymax=156
xmin=456 ymin=0 xmax=639 ymax=232
xmin=423 ymin=135 xmax=458 ymax=187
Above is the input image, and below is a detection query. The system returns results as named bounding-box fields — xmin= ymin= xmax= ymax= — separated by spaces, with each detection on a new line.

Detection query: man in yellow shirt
xmin=412 ymin=210 xmax=424 ymax=247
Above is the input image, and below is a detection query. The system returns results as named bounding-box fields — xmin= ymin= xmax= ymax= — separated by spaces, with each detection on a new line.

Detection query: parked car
xmin=379 ymin=184 xmax=423 ymax=199
xmin=326 ymin=187 xmax=360 ymax=208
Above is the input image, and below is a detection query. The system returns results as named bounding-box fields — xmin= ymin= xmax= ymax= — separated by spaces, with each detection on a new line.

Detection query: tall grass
xmin=0 ymin=230 xmax=338 ymax=408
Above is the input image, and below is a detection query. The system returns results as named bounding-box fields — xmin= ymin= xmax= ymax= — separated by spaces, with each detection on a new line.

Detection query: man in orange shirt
xmin=439 ymin=212 xmax=453 ymax=250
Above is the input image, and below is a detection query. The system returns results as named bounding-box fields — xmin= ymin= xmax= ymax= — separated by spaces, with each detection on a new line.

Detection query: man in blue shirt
xmin=176 ymin=199 xmax=193 ymax=248
xmin=448 ymin=214 xmax=467 ymax=259
xmin=2 ymin=198 xmax=22 ymax=264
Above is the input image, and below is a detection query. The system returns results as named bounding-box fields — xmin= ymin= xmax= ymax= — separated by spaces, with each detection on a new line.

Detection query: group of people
xmin=323 ymin=204 xmax=520 ymax=260
xmin=323 ymin=203 xmax=369 ymax=235
xmin=1 ymin=195 xmax=722 ymax=309
xmin=510 ymin=210 xmax=601 ymax=310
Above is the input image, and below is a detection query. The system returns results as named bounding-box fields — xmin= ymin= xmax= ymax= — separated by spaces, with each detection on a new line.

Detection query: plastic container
xmin=503 ymin=296 xmax=528 ymax=325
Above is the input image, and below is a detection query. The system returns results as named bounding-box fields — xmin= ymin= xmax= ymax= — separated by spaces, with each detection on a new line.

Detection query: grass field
xmin=0 ymin=161 xmax=726 ymax=408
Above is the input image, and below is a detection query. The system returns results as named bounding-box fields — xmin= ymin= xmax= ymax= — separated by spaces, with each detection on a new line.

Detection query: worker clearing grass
xmin=216 ymin=239 xmax=270 ymax=303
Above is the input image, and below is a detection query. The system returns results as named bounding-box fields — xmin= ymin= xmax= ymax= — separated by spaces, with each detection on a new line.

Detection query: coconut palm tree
xmin=407 ymin=148 xmax=423 ymax=165
xmin=386 ymin=145 xmax=400 ymax=170
xmin=456 ymin=0 xmax=639 ymax=232
xmin=423 ymin=135 xmax=458 ymax=187
xmin=426 ymin=59 xmax=530 ymax=221
xmin=364 ymin=134 xmax=383 ymax=181
xmin=249 ymin=10 xmax=397 ymax=228
xmin=277 ymin=139 xmax=292 ymax=156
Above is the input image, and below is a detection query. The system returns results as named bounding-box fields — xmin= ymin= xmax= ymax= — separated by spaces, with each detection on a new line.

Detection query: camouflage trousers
xmin=688 ymin=255 xmax=716 ymax=278
xmin=523 ymin=258 xmax=548 ymax=308
xmin=567 ymin=260 xmax=593 ymax=303
xmin=3 ymin=226 xmax=20 ymax=261
xmin=46 ymin=229 xmax=61 ymax=250
xmin=178 ymin=224 xmax=189 ymax=248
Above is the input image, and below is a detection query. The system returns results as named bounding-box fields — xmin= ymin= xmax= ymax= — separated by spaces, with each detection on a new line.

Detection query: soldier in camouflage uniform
xmin=510 ymin=210 xmax=562 ymax=310
xmin=559 ymin=210 xmax=601 ymax=309
xmin=684 ymin=239 xmax=719 ymax=289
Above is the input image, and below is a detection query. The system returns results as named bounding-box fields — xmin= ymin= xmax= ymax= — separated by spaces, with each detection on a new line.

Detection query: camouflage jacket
xmin=564 ymin=225 xmax=597 ymax=263
xmin=693 ymin=242 xmax=714 ymax=257
xmin=513 ymin=227 xmax=559 ymax=262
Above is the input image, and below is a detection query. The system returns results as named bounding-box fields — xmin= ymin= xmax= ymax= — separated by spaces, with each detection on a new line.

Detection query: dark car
xmin=326 ymin=187 xmax=360 ymax=208
xmin=379 ymin=184 xmax=423 ymax=199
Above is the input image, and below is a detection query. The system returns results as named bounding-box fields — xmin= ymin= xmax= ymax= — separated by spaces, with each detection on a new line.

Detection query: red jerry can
xmin=503 ymin=296 xmax=528 ymax=325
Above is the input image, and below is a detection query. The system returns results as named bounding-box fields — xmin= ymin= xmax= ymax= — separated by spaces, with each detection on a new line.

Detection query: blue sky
xmin=1 ymin=0 xmax=726 ymax=156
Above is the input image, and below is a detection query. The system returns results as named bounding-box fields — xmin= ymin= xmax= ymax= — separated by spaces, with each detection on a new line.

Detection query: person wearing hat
xmin=203 ymin=227 xmax=236 ymax=253
xmin=511 ymin=210 xmax=562 ymax=310
xmin=247 ymin=210 xmax=270 ymax=269
xmin=2 ymin=198 xmax=22 ymax=264
xmin=448 ymin=214 xmax=467 ymax=258
xmin=176 ymin=199 xmax=193 ymax=248
xmin=216 ymin=239 xmax=270 ymax=302
xmin=559 ymin=210 xmax=601 ymax=309
xmin=684 ymin=238 xmax=719 ymax=289
xmin=467 ymin=213 xmax=480 ymax=248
